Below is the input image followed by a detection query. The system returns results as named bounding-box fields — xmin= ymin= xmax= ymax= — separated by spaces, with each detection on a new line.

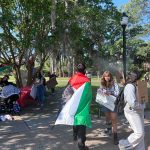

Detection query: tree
xmin=0 ymin=0 xmax=122 ymax=82
xmin=0 ymin=0 xmax=53 ymax=87
xmin=116 ymin=0 xmax=150 ymax=72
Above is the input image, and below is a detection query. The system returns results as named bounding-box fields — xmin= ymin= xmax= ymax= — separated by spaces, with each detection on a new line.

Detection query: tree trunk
xmin=58 ymin=57 xmax=62 ymax=77
xmin=67 ymin=57 xmax=73 ymax=77
xmin=26 ymin=57 xmax=35 ymax=86
xmin=14 ymin=66 xmax=23 ymax=88
xmin=26 ymin=64 xmax=34 ymax=86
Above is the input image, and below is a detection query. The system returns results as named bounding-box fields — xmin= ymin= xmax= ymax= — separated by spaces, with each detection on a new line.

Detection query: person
xmin=55 ymin=63 xmax=92 ymax=150
xmin=97 ymin=71 xmax=119 ymax=145
xmin=0 ymin=75 xmax=16 ymax=87
xmin=85 ymin=71 xmax=92 ymax=81
xmin=2 ymin=75 xmax=9 ymax=82
xmin=144 ymin=72 xmax=149 ymax=83
xmin=0 ymin=77 xmax=20 ymax=113
xmin=118 ymin=71 xmax=145 ymax=150
xmin=47 ymin=72 xmax=58 ymax=95
xmin=33 ymin=72 xmax=46 ymax=109
xmin=37 ymin=71 xmax=46 ymax=86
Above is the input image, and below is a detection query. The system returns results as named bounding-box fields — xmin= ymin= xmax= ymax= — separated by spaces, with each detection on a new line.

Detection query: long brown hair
xmin=101 ymin=71 xmax=114 ymax=88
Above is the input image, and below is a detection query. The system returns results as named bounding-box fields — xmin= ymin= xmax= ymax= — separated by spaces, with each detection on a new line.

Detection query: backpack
xmin=115 ymin=83 xmax=136 ymax=114
xmin=115 ymin=87 xmax=125 ymax=114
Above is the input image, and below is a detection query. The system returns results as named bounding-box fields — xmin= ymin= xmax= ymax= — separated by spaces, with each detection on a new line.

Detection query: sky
xmin=112 ymin=0 xmax=130 ymax=8
xmin=112 ymin=0 xmax=150 ymax=41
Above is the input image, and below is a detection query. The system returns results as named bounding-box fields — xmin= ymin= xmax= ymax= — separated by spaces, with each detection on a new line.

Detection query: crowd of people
xmin=0 ymin=71 xmax=58 ymax=112
xmin=55 ymin=63 xmax=146 ymax=150
xmin=29 ymin=71 xmax=58 ymax=109
xmin=0 ymin=63 xmax=148 ymax=150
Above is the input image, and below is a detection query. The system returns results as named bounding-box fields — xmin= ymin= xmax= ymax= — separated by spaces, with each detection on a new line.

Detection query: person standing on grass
xmin=55 ymin=63 xmax=92 ymax=150
xmin=97 ymin=71 xmax=120 ymax=145
xmin=118 ymin=71 xmax=145 ymax=150
xmin=47 ymin=72 xmax=58 ymax=95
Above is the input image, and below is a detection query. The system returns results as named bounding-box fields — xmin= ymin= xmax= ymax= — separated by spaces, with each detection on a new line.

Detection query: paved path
xmin=0 ymin=89 xmax=150 ymax=150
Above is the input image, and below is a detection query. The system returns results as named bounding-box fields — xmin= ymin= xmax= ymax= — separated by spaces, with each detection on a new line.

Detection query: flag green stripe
xmin=74 ymin=82 xmax=92 ymax=127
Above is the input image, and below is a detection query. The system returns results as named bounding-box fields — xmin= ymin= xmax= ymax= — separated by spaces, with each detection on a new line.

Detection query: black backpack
xmin=115 ymin=87 xmax=125 ymax=114
xmin=115 ymin=83 xmax=136 ymax=114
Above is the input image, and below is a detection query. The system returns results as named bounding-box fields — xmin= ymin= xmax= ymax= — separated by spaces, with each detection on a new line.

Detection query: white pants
xmin=119 ymin=108 xmax=145 ymax=150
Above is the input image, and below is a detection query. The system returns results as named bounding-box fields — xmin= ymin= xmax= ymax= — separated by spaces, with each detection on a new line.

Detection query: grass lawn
xmin=55 ymin=77 xmax=70 ymax=88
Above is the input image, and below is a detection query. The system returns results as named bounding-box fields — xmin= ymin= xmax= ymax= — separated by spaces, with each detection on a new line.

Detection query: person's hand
xmin=103 ymin=92 xmax=110 ymax=96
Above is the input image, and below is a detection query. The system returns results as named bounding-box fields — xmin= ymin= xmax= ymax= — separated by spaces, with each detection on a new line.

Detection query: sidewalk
xmin=0 ymin=90 xmax=150 ymax=150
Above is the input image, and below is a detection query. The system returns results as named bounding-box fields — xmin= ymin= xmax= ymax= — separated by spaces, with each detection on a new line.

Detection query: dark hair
xmin=36 ymin=72 xmax=42 ymax=79
xmin=126 ymin=71 xmax=141 ymax=84
xmin=3 ymin=75 xmax=9 ymax=80
xmin=76 ymin=63 xmax=86 ymax=74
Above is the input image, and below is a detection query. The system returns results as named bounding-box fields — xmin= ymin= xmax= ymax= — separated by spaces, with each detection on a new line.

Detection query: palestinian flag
xmin=55 ymin=73 xmax=92 ymax=128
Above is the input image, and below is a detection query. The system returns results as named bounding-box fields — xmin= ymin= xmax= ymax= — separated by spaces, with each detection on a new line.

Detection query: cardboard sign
xmin=95 ymin=93 xmax=116 ymax=111
xmin=137 ymin=80 xmax=148 ymax=103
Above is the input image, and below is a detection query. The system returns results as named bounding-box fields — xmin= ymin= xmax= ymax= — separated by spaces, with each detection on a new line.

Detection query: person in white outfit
xmin=118 ymin=71 xmax=145 ymax=150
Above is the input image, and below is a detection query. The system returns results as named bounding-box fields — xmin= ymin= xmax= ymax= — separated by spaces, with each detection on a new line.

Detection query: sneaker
xmin=118 ymin=139 xmax=132 ymax=150
xmin=104 ymin=128 xmax=112 ymax=136
xmin=118 ymin=143 xmax=126 ymax=150
xmin=73 ymin=135 xmax=77 ymax=141
xmin=118 ymin=144 xmax=132 ymax=150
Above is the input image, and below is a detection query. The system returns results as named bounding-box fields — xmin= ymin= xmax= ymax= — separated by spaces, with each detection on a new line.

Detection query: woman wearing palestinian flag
xmin=55 ymin=63 xmax=92 ymax=150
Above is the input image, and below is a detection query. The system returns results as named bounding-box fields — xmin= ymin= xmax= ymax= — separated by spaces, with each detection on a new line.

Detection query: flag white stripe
xmin=55 ymin=83 xmax=85 ymax=125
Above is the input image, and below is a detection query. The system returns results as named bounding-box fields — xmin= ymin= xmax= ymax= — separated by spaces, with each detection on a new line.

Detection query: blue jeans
xmin=36 ymin=84 xmax=46 ymax=105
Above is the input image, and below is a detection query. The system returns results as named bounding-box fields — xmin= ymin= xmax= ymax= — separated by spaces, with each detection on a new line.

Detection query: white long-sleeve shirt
xmin=124 ymin=83 xmax=145 ymax=111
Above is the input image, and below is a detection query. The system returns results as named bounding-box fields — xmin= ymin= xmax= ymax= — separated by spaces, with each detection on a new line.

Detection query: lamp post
xmin=121 ymin=12 xmax=128 ymax=80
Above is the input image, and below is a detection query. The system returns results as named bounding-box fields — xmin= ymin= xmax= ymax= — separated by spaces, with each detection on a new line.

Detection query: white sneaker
xmin=118 ymin=144 xmax=126 ymax=150
xmin=5 ymin=114 xmax=13 ymax=120
xmin=118 ymin=139 xmax=133 ymax=150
